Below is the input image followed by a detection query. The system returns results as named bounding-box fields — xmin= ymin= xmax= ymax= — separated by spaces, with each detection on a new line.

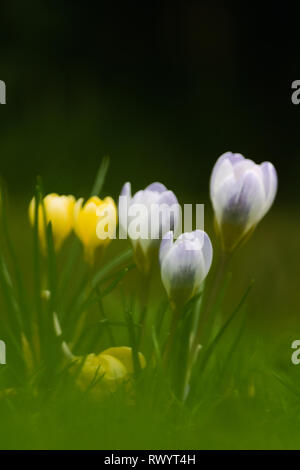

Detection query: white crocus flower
xmin=210 ymin=152 xmax=278 ymax=252
xmin=159 ymin=230 xmax=213 ymax=310
xmin=119 ymin=182 xmax=180 ymax=274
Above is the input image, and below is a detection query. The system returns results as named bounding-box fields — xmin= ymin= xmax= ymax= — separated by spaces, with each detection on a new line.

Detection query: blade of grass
xmin=0 ymin=256 xmax=24 ymax=361
xmin=0 ymin=183 xmax=32 ymax=340
xmin=81 ymin=265 xmax=135 ymax=310
xmin=45 ymin=222 xmax=57 ymax=314
xmin=58 ymin=156 xmax=110 ymax=300
xmin=63 ymin=249 xmax=133 ymax=331
xmin=0 ymin=256 xmax=21 ymax=326
xmin=200 ymin=280 xmax=254 ymax=373
xmin=32 ymin=182 xmax=44 ymax=362
xmin=90 ymin=248 xmax=133 ymax=290
xmin=95 ymin=286 xmax=116 ymax=346
xmin=124 ymin=306 xmax=141 ymax=378
xmin=90 ymin=155 xmax=110 ymax=197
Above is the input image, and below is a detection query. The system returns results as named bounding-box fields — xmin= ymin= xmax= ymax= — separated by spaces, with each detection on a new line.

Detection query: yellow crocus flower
xmin=102 ymin=346 xmax=146 ymax=373
xmin=74 ymin=347 xmax=145 ymax=400
xmin=29 ymin=193 xmax=75 ymax=251
xmin=73 ymin=196 xmax=117 ymax=264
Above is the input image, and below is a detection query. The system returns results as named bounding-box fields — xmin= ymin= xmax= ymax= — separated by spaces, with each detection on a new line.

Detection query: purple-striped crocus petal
xmin=192 ymin=230 xmax=213 ymax=276
xmin=210 ymin=152 xmax=278 ymax=251
xmin=210 ymin=152 xmax=245 ymax=199
xmin=176 ymin=231 xmax=213 ymax=288
xmin=160 ymin=230 xmax=213 ymax=307
xmin=157 ymin=190 xmax=180 ymax=237
xmin=159 ymin=231 xmax=174 ymax=266
xmin=215 ymin=152 xmax=245 ymax=170
xmin=161 ymin=240 xmax=198 ymax=294
xmin=210 ymin=158 xmax=234 ymax=201
xmin=145 ymin=182 xmax=167 ymax=193
xmin=260 ymin=162 xmax=278 ymax=215
xmin=232 ymin=158 xmax=257 ymax=180
xmin=221 ymin=171 xmax=265 ymax=228
xmin=157 ymin=189 xmax=178 ymax=207
xmin=212 ymin=172 xmax=237 ymax=222
xmin=120 ymin=182 xmax=131 ymax=200
xmin=141 ymin=190 xmax=180 ymax=242
xmin=131 ymin=189 xmax=147 ymax=205
xmin=119 ymin=182 xmax=132 ymax=237
xmin=120 ymin=181 xmax=180 ymax=274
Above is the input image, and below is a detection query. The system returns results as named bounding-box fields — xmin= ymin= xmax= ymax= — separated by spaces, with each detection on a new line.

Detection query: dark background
xmin=0 ymin=1 xmax=298 ymax=204
xmin=1 ymin=4 xmax=300 ymax=450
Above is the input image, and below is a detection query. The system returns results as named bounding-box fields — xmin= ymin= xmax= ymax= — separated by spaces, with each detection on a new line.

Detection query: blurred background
xmin=0 ymin=1 xmax=299 ymax=199
xmin=0 ymin=1 xmax=299 ymax=360
xmin=1 ymin=1 xmax=300 ymax=450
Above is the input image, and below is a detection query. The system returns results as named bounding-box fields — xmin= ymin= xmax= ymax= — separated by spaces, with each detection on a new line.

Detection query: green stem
xmin=137 ymin=271 xmax=151 ymax=349
xmin=196 ymin=250 xmax=231 ymax=345
xmin=96 ymin=286 xmax=116 ymax=346
xmin=182 ymin=250 xmax=232 ymax=401
xmin=163 ymin=307 xmax=181 ymax=370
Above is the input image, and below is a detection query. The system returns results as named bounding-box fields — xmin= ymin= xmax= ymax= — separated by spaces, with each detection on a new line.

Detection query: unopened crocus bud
xmin=75 ymin=352 xmax=127 ymax=398
xmin=29 ymin=193 xmax=75 ymax=251
xmin=74 ymin=196 xmax=117 ymax=264
xmin=74 ymin=347 xmax=146 ymax=400
xmin=210 ymin=152 xmax=278 ymax=252
xmin=102 ymin=346 xmax=146 ymax=373
xmin=159 ymin=230 xmax=213 ymax=310
xmin=119 ymin=182 xmax=180 ymax=274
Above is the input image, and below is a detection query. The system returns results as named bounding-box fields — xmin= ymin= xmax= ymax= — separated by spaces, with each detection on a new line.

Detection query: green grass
xmin=0 ymin=166 xmax=299 ymax=450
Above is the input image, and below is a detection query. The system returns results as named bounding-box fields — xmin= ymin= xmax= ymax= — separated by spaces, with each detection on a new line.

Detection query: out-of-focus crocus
xmin=74 ymin=346 xmax=146 ymax=400
xmin=210 ymin=152 xmax=278 ymax=252
xmin=119 ymin=182 xmax=180 ymax=274
xmin=159 ymin=230 xmax=213 ymax=310
xmin=29 ymin=193 xmax=75 ymax=251
xmin=74 ymin=196 xmax=117 ymax=264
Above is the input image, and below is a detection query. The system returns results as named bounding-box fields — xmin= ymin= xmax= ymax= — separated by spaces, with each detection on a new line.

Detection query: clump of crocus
xmin=210 ymin=152 xmax=278 ymax=252
xmin=159 ymin=230 xmax=213 ymax=310
xmin=74 ymin=196 xmax=117 ymax=264
xmin=119 ymin=182 xmax=180 ymax=274
xmin=73 ymin=346 xmax=146 ymax=400
xmin=29 ymin=193 xmax=75 ymax=251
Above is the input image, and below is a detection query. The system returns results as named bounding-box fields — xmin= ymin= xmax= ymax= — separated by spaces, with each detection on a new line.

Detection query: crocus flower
xmin=119 ymin=182 xmax=180 ymax=274
xmin=74 ymin=346 xmax=146 ymax=400
xmin=210 ymin=152 xmax=278 ymax=252
xmin=29 ymin=193 xmax=75 ymax=251
xmin=159 ymin=230 xmax=213 ymax=310
xmin=74 ymin=196 xmax=117 ymax=264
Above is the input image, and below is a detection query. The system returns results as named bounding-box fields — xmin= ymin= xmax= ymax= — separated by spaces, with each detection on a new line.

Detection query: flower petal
xmin=159 ymin=231 xmax=174 ymax=265
xmin=260 ymin=161 xmax=278 ymax=215
xmin=210 ymin=152 xmax=244 ymax=198
xmin=161 ymin=230 xmax=213 ymax=307
xmin=120 ymin=182 xmax=132 ymax=200
xmin=145 ymin=182 xmax=167 ymax=193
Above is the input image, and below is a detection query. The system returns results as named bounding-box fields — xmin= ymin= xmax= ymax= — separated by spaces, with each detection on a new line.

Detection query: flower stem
xmin=163 ymin=307 xmax=180 ymax=370
xmin=137 ymin=271 xmax=151 ymax=349
xmin=196 ymin=250 xmax=231 ymax=345
xmin=182 ymin=250 xmax=232 ymax=401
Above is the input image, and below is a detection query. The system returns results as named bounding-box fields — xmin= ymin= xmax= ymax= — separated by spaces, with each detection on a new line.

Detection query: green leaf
xmin=124 ymin=307 xmax=141 ymax=378
xmin=90 ymin=155 xmax=110 ymax=197
xmin=63 ymin=249 xmax=133 ymax=339
xmin=58 ymin=156 xmax=110 ymax=303
xmin=0 ymin=182 xmax=32 ymax=340
xmin=90 ymin=248 xmax=133 ymax=290
xmin=200 ymin=280 xmax=254 ymax=373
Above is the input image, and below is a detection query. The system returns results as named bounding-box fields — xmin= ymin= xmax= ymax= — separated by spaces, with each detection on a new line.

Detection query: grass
xmin=0 ymin=163 xmax=299 ymax=450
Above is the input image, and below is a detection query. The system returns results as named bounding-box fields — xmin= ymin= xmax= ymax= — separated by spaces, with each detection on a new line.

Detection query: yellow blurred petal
xmin=101 ymin=346 xmax=146 ymax=374
xmin=75 ymin=353 xmax=127 ymax=397
xmin=73 ymin=195 xmax=117 ymax=264
xmin=29 ymin=193 xmax=75 ymax=252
